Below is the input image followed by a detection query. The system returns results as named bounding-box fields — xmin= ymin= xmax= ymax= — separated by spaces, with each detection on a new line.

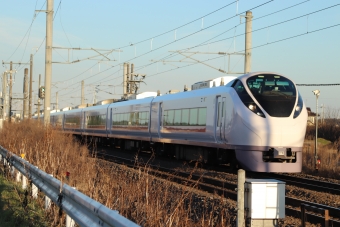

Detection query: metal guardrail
xmin=0 ymin=145 xmax=140 ymax=227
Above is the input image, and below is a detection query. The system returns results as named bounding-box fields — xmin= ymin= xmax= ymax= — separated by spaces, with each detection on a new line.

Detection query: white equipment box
xmin=245 ymin=179 xmax=285 ymax=226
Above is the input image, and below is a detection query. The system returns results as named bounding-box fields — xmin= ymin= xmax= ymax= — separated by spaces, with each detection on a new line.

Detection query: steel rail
xmin=259 ymin=172 xmax=340 ymax=195
xmin=0 ymin=146 xmax=139 ymax=227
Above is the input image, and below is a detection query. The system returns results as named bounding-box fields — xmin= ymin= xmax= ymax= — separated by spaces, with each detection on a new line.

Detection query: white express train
xmin=36 ymin=72 xmax=308 ymax=172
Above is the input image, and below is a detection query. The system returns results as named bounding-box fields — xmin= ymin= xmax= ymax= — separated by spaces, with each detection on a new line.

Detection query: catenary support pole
xmin=38 ymin=74 xmax=41 ymax=119
xmin=56 ymin=92 xmax=58 ymax=110
xmin=23 ymin=68 xmax=29 ymax=119
xmin=244 ymin=11 xmax=252 ymax=73
xmin=29 ymin=54 xmax=33 ymax=118
xmin=237 ymin=169 xmax=245 ymax=227
xmin=43 ymin=0 xmax=54 ymax=125
xmin=81 ymin=80 xmax=84 ymax=105
xmin=9 ymin=61 xmax=12 ymax=122
xmin=123 ymin=63 xmax=127 ymax=96
xmin=2 ymin=72 xmax=7 ymax=120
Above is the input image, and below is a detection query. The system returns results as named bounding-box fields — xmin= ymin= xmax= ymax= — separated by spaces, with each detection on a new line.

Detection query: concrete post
xmin=123 ymin=63 xmax=127 ymax=96
xmin=244 ymin=11 xmax=252 ymax=73
xmin=43 ymin=0 xmax=54 ymax=125
xmin=2 ymin=72 xmax=7 ymax=120
xmin=9 ymin=61 xmax=12 ymax=122
xmin=126 ymin=63 xmax=130 ymax=94
xmin=32 ymin=166 xmax=39 ymax=199
xmin=32 ymin=183 xmax=38 ymax=199
xmin=81 ymin=80 xmax=84 ymax=105
xmin=237 ymin=169 xmax=245 ymax=227
xmin=56 ymin=92 xmax=58 ymax=110
xmin=22 ymin=174 xmax=28 ymax=190
xmin=10 ymin=166 xmax=15 ymax=178
xmin=29 ymin=54 xmax=33 ymax=118
xmin=23 ymin=68 xmax=29 ymax=119
xmin=38 ymin=74 xmax=41 ymax=119
xmin=16 ymin=171 xmax=22 ymax=182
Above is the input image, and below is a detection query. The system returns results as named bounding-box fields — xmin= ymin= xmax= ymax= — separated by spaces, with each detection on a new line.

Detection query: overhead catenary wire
xmin=54 ymin=2 xmax=338 ymax=104
xmin=5 ymin=0 xmax=47 ymax=62
xmin=56 ymin=0 xmax=275 ymax=96
xmin=146 ymin=22 xmax=340 ymax=79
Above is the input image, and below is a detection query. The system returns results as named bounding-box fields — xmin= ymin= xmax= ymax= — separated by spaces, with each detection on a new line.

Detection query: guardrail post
xmin=66 ymin=186 xmax=76 ymax=227
xmin=22 ymin=174 xmax=28 ymax=190
xmin=45 ymin=174 xmax=53 ymax=210
xmin=10 ymin=165 xmax=15 ymax=178
xmin=16 ymin=170 xmax=21 ymax=182
xmin=32 ymin=166 xmax=39 ymax=199
xmin=325 ymin=209 xmax=329 ymax=227
xmin=32 ymin=182 xmax=38 ymax=199
xmin=301 ymin=204 xmax=306 ymax=227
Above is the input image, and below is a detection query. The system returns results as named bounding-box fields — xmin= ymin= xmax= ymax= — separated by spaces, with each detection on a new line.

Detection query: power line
xmin=147 ymin=22 xmax=340 ymax=79
xmin=122 ymin=0 xmax=312 ymax=75
xmin=113 ymin=1 xmax=238 ymax=50
xmin=56 ymin=1 xmax=274 ymax=95
xmin=5 ymin=1 xmax=47 ymax=62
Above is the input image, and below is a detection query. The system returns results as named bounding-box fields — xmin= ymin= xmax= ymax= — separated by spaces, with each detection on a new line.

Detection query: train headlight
xmin=248 ymin=104 xmax=256 ymax=111
xmin=248 ymin=103 xmax=265 ymax=118
xmin=293 ymin=92 xmax=304 ymax=119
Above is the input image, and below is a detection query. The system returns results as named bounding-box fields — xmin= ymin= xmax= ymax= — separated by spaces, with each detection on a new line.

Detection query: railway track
xmin=97 ymin=151 xmax=340 ymax=226
xmin=249 ymin=172 xmax=340 ymax=196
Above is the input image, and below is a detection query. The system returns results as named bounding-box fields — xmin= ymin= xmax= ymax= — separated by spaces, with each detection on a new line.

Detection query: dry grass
xmin=0 ymin=120 xmax=236 ymax=227
xmin=302 ymin=140 xmax=340 ymax=178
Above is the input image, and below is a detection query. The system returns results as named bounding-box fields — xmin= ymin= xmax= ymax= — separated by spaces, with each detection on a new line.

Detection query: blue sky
xmin=1 ymin=0 xmax=340 ymax=114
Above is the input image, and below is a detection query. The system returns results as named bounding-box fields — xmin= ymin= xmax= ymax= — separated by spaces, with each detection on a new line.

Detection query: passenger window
xmin=181 ymin=109 xmax=189 ymax=125
xmin=189 ymin=108 xmax=198 ymax=126
xmin=167 ymin=110 xmax=174 ymax=126
xmin=174 ymin=110 xmax=181 ymax=125
xmin=198 ymin=108 xmax=207 ymax=126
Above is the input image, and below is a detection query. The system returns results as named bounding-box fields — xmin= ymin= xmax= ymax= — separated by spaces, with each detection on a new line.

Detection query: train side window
xmin=189 ymin=108 xmax=198 ymax=126
xmin=112 ymin=114 xmax=117 ymax=125
xmin=139 ymin=112 xmax=144 ymax=125
xmin=174 ymin=109 xmax=181 ymax=126
xmin=163 ymin=110 xmax=168 ymax=126
xmin=198 ymin=108 xmax=207 ymax=126
xmin=129 ymin=112 xmax=135 ymax=125
xmin=181 ymin=109 xmax=189 ymax=125
xmin=167 ymin=110 xmax=174 ymax=126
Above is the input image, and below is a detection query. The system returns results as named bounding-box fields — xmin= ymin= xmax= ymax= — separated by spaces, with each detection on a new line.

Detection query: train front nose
xmin=232 ymin=73 xmax=306 ymax=172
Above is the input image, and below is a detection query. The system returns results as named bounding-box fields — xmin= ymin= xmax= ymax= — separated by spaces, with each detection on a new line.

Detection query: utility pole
xmin=55 ymin=92 xmax=58 ymax=110
xmin=244 ymin=11 xmax=253 ymax=73
xmin=122 ymin=63 xmax=146 ymax=99
xmin=123 ymin=63 xmax=128 ymax=97
xmin=2 ymin=61 xmax=30 ymax=120
xmin=1 ymin=72 xmax=7 ymax=120
xmin=37 ymin=74 xmax=41 ymax=119
xmin=29 ymin=54 xmax=33 ymax=118
xmin=9 ymin=61 xmax=13 ymax=122
xmin=23 ymin=68 xmax=29 ymax=119
xmin=43 ymin=0 xmax=54 ymax=125
xmin=81 ymin=80 xmax=84 ymax=105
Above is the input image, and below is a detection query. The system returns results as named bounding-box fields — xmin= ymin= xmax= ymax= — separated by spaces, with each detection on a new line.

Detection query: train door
xmin=216 ymin=96 xmax=226 ymax=142
xmin=158 ymin=102 xmax=163 ymax=138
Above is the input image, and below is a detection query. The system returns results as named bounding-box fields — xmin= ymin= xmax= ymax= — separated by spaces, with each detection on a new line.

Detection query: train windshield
xmin=246 ymin=74 xmax=296 ymax=117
